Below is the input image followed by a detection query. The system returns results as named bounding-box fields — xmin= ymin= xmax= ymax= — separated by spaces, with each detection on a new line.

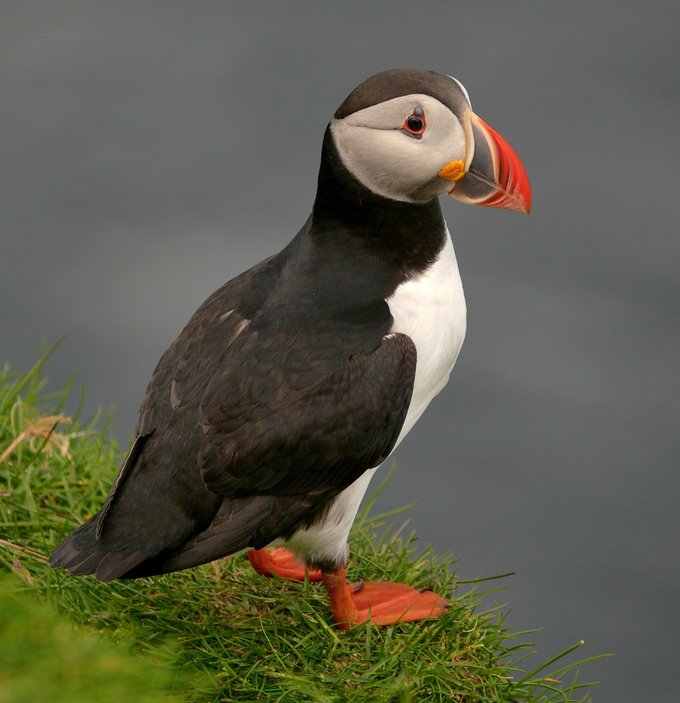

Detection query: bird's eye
xmin=401 ymin=108 xmax=427 ymax=138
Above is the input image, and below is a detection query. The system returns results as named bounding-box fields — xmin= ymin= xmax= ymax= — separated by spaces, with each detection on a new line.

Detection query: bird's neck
xmin=310 ymin=125 xmax=447 ymax=284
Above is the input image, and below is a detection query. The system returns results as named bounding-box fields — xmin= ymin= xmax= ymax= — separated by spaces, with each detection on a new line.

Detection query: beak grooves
xmin=474 ymin=116 xmax=532 ymax=214
xmin=447 ymin=113 xmax=532 ymax=215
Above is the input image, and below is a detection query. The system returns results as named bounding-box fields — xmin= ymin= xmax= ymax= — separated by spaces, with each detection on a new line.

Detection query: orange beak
xmin=441 ymin=111 xmax=532 ymax=214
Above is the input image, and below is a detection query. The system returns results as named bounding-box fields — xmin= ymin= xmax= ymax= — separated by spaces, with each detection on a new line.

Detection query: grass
xmin=0 ymin=350 xmax=605 ymax=702
xmin=0 ymin=576 xmax=189 ymax=703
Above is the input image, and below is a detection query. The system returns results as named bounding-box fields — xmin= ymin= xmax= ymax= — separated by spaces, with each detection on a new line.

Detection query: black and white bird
xmin=50 ymin=69 xmax=531 ymax=628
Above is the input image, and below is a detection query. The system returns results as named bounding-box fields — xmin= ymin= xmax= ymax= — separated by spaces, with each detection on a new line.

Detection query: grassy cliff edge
xmin=0 ymin=353 xmax=603 ymax=702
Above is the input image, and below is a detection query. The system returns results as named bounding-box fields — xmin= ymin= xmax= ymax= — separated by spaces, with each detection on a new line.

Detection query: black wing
xmin=154 ymin=329 xmax=416 ymax=575
xmin=197 ymin=329 xmax=416 ymax=497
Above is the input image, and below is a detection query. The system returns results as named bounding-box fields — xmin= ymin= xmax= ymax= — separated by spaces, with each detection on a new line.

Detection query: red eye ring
xmin=401 ymin=108 xmax=427 ymax=138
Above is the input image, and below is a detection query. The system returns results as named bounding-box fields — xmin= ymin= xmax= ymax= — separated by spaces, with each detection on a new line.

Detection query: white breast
xmin=388 ymin=224 xmax=467 ymax=448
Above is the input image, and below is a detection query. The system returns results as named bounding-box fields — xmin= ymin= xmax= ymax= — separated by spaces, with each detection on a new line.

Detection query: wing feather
xmin=198 ymin=331 xmax=416 ymax=498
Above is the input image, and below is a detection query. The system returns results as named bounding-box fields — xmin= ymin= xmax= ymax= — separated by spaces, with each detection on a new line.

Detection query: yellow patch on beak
xmin=438 ymin=160 xmax=467 ymax=182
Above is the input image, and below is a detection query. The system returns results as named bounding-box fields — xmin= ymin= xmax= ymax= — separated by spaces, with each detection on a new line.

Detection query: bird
xmin=50 ymin=68 xmax=531 ymax=629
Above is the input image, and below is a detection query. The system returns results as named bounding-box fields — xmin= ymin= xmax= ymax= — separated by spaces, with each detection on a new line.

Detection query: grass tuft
xmin=0 ymin=353 xmax=606 ymax=702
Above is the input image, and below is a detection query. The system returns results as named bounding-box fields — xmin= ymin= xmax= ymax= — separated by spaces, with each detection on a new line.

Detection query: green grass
xmin=0 ymin=351 xmax=605 ymax=702
xmin=0 ymin=576 xmax=190 ymax=703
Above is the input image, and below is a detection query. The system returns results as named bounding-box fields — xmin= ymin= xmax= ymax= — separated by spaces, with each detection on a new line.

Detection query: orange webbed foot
xmin=247 ymin=547 xmax=322 ymax=581
xmin=323 ymin=566 xmax=447 ymax=630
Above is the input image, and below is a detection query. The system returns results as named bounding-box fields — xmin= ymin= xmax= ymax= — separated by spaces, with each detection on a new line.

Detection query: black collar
xmin=310 ymin=125 xmax=446 ymax=291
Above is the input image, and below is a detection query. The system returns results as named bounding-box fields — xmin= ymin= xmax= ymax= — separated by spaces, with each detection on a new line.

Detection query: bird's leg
xmin=322 ymin=565 xmax=448 ymax=630
xmin=247 ymin=547 xmax=322 ymax=581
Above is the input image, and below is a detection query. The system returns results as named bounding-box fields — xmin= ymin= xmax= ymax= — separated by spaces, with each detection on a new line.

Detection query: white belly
xmin=283 ymin=225 xmax=466 ymax=565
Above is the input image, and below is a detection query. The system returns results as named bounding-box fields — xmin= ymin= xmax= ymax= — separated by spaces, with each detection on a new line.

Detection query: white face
xmin=331 ymin=93 xmax=471 ymax=203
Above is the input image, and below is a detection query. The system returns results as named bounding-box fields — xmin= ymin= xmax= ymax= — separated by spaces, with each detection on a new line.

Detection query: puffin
xmin=50 ymin=69 xmax=531 ymax=629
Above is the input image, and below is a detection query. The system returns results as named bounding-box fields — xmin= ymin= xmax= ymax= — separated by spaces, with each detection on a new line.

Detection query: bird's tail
xmin=49 ymin=517 xmax=150 ymax=582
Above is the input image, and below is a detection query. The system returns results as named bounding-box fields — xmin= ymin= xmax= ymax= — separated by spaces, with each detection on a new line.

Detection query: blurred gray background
xmin=2 ymin=2 xmax=678 ymax=700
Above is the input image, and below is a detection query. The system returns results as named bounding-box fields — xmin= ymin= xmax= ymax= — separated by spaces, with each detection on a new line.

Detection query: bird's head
xmin=330 ymin=69 xmax=531 ymax=214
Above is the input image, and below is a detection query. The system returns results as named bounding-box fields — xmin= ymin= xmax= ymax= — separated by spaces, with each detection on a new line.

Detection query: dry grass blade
xmin=0 ymin=538 xmax=48 ymax=563
xmin=0 ymin=414 xmax=73 ymax=464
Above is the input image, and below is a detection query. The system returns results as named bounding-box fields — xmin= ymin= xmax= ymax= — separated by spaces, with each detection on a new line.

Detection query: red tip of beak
xmin=476 ymin=117 xmax=532 ymax=214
